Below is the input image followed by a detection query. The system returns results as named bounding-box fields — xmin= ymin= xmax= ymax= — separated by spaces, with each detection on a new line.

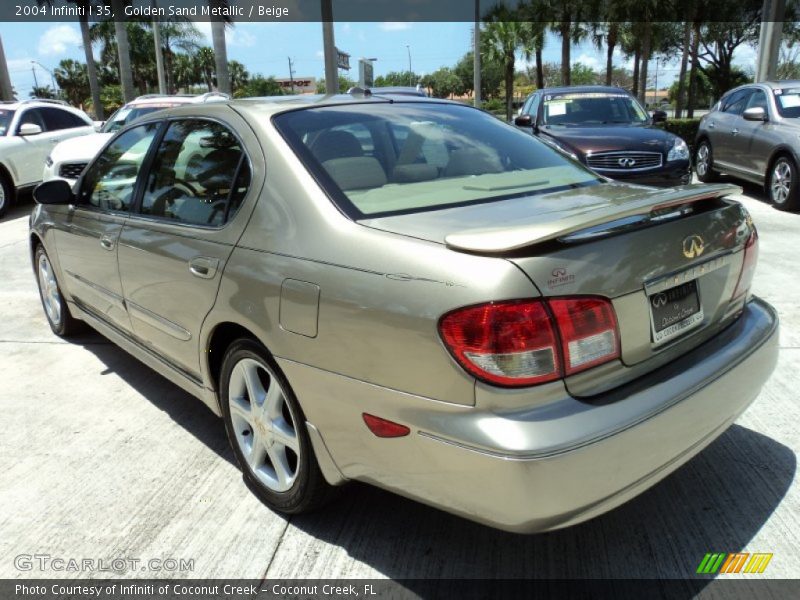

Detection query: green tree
xmin=373 ymin=71 xmax=419 ymax=87
xmin=422 ymin=67 xmax=461 ymax=98
xmin=54 ymin=59 xmax=89 ymax=107
xmin=570 ymin=62 xmax=600 ymax=85
xmin=30 ymin=85 xmax=57 ymax=99
xmin=195 ymin=47 xmax=217 ymax=92
xmin=316 ymin=75 xmax=356 ymax=94
xmin=228 ymin=60 xmax=249 ymax=95
xmin=454 ymin=51 xmax=503 ymax=99
xmin=483 ymin=20 xmax=538 ymax=121
xmin=234 ymin=74 xmax=284 ymax=98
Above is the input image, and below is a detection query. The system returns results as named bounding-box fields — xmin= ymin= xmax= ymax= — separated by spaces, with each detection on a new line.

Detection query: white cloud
xmin=38 ymin=25 xmax=81 ymax=57
xmin=573 ymin=53 xmax=600 ymax=70
xmin=195 ymin=22 xmax=261 ymax=49
xmin=379 ymin=22 xmax=412 ymax=32
xmin=315 ymin=50 xmax=325 ymax=59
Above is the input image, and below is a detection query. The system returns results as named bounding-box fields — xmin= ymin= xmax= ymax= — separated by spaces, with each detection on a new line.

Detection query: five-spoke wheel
xmin=769 ymin=156 xmax=799 ymax=211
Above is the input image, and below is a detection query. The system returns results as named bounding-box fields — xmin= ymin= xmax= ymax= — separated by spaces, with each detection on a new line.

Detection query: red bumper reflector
xmin=362 ymin=413 xmax=410 ymax=438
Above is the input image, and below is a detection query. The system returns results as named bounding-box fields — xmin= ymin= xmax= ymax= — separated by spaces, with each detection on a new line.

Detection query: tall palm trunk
xmin=111 ymin=0 xmax=135 ymax=102
xmin=535 ymin=48 xmax=544 ymax=89
xmin=675 ymin=20 xmax=691 ymax=118
xmin=0 ymin=35 xmax=13 ymax=101
xmin=211 ymin=19 xmax=230 ymax=94
xmin=605 ymin=23 xmax=618 ymax=86
xmin=638 ymin=23 xmax=651 ymax=105
xmin=687 ymin=20 xmax=701 ymax=118
xmin=504 ymin=52 xmax=515 ymax=121
xmin=560 ymin=21 xmax=571 ymax=86
xmin=632 ymin=47 xmax=641 ymax=96
xmin=79 ymin=14 xmax=103 ymax=118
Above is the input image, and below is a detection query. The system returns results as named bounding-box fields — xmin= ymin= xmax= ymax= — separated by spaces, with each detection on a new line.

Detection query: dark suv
xmin=514 ymin=86 xmax=691 ymax=187
xmin=695 ymin=80 xmax=800 ymax=211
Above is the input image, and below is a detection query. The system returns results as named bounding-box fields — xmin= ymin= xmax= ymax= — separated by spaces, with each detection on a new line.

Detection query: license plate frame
xmin=647 ymin=278 xmax=704 ymax=345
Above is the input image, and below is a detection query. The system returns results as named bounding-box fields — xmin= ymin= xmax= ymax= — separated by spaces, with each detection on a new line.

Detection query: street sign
xmin=359 ymin=59 xmax=374 ymax=88
xmin=336 ymin=48 xmax=351 ymax=70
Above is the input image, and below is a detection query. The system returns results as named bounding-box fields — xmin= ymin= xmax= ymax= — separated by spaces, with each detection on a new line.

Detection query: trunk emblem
xmin=618 ymin=157 xmax=637 ymax=168
xmin=683 ymin=235 xmax=705 ymax=259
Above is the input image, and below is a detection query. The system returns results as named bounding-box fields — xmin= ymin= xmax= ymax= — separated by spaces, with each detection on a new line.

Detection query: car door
xmin=53 ymin=122 xmax=161 ymax=333
xmin=730 ymin=88 xmax=775 ymax=177
xmin=117 ymin=117 xmax=253 ymax=381
xmin=709 ymin=88 xmax=753 ymax=168
xmin=12 ymin=108 xmax=52 ymax=186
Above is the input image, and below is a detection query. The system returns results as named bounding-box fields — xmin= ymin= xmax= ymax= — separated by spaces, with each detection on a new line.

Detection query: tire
xmin=768 ymin=155 xmax=800 ymax=212
xmin=220 ymin=338 xmax=337 ymax=514
xmin=34 ymin=245 xmax=84 ymax=336
xmin=0 ymin=173 xmax=11 ymax=219
xmin=695 ymin=140 xmax=719 ymax=183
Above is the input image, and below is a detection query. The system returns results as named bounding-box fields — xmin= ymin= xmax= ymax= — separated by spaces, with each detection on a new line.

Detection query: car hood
xmin=360 ymin=182 xmax=740 ymax=252
xmin=540 ymin=124 xmax=676 ymax=156
xmin=50 ymin=133 xmax=113 ymax=164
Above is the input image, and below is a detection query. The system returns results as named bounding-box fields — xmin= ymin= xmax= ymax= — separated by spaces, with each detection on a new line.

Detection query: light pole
xmin=406 ymin=45 xmax=412 ymax=85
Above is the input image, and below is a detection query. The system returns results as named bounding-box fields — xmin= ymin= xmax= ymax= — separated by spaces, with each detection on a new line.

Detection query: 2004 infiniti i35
xmin=30 ymin=93 xmax=778 ymax=533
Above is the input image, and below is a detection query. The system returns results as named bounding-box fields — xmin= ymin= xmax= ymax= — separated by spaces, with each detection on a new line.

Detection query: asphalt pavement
xmin=0 ymin=181 xmax=798 ymax=584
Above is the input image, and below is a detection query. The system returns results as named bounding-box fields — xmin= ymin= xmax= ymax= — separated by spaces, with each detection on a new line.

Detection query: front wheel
xmin=35 ymin=245 xmax=83 ymax=336
xmin=220 ymin=338 xmax=337 ymax=514
xmin=0 ymin=174 xmax=12 ymax=218
xmin=768 ymin=156 xmax=800 ymax=212
xmin=695 ymin=140 xmax=719 ymax=183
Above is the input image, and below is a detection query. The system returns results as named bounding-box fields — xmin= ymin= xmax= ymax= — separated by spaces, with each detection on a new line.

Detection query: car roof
xmin=124 ymin=93 xmax=230 ymax=107
xmin=0 ymin=98 xmax=85 ymax=111
xmin=534 ymin=85 xmax=632 ymax=96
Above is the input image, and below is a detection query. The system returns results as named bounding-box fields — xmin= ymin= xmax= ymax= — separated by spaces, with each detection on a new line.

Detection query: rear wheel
xmin=35 ymin=245 xmax=83 ymax=336
xmin=0 ymin=174 xmax=12 ymax=218
xmin=695 ymin=140 xmax=719 ymax=183
xmin=220 ymin=338 xmax=336 ymax=514
xmin=768 ymin=156 xmax=800 ymax=212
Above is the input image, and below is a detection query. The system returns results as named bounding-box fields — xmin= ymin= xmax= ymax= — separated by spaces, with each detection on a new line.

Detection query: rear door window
xmin=40 ymin=107 xmax=89 ymax=131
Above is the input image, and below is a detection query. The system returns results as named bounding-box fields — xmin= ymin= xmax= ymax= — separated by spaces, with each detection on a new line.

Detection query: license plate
xmin=649 ymin=279 xmax=703 ymax=344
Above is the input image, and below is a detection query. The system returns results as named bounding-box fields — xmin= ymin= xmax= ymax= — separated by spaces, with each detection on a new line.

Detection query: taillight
xmin=438 ymin=296 xmax=620 ymax=387
xmin=732 ymin=228 xmax=759 ymax=301
xmin=549 ymin=297 xmax=620 ymax=376
xmin=438 ymin=300 xmax=560 ymax=386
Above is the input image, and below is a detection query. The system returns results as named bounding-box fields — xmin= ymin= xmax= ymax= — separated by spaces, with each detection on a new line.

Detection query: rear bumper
xmin=282 ymin=297 xmax=779 ymax=533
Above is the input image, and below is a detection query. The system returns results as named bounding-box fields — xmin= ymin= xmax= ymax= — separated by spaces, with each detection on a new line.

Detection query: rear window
xmin=0 ymin=109 xmax=14 ymax=135
xmin=103 ymin=103 xmax=181 ymax=133
xmin=273 ymin=103 xmax=600 ymax=218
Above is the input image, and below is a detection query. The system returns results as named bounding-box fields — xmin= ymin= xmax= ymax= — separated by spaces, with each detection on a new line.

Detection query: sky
xmin=0 ymin=20 xmax=759 ymax=99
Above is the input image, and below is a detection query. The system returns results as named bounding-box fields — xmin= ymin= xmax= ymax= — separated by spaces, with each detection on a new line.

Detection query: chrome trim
xmin=127 ymin=300 xmax=192 ymax=341
xmin=587 ymin=150 xmax=663 ymax=172
xmin=64 ymin=269 xmax=125 ymax=304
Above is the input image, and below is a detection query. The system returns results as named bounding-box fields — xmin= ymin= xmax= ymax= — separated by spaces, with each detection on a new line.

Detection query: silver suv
xmin=695 ymin=80 xmax=800 ymax=211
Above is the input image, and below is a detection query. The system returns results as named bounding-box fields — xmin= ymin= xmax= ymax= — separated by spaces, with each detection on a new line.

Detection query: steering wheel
xmin=174 ymin=179 xmax=199 ymax=197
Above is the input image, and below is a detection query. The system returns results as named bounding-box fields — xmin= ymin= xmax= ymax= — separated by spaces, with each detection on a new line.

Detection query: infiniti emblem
xmin=682 ymin=235 xmax=705 ymax=259
xmin=618 ymin=157 xmax=637 ymax=168
xmin=651 ymin=293 xmax=668 ymax=308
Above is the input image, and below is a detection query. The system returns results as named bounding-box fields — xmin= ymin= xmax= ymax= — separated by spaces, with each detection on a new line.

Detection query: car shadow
xmin=76 ymin=331 xmax=794 ymax=592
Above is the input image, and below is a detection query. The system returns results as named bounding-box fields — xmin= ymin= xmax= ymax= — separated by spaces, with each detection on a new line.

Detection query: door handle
xmin=99 ymin=235 xmax=115 ymax=251
xmin=48 ymin=138 xmax=60 ymax=143
xmin=189 ymin=256 xmax=219 ymax=279
xmin=731 ymin=128 xmax=739 ymax=136
xmin=708 ymin=122 xmax=715 ymax=129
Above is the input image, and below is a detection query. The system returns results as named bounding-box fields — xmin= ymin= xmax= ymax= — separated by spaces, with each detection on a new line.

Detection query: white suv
xmin=0 ymin=99 xmax=94 ymax=217
xmin=43 ymin=93 xmax=229 ymax=188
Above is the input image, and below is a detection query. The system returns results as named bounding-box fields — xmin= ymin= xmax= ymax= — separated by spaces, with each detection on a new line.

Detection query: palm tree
xmin=195 ymin=47 xmax=217 ymax=92
xmin=173 ymin=53 xmax=198 ymax=92
xmin=68 ymin=1 xmax=104 ymax=118
xmin=208 ymin=1 xmax=233 ymax=95
xmin=159 ymin=22 xmax=201 ymax=93
xmin=110 ymin=0 xmax=135 ymax=102
xmin=483 ymin=21 xmax=537 ymax=120
xmin=54 ymin=59 xmax=89 ymax=106
xmin=548 ymin=0 xmax=589 ymax=86
xmin=228 ymin=61 xmax=249 ymax=95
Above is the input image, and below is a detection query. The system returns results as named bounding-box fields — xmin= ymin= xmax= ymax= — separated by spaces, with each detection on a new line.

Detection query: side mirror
xmin=743 ymin=106 xmax=768 ymax=122
xmin=34 ymin=179 xmax=73 ymax=205
xmin=18 ymin=123 xmax=43 ymax=136
xmin=514 ymin=114 xmax=533 ymax=127
xmin=651 ymin=110 xmax=668 ymax=123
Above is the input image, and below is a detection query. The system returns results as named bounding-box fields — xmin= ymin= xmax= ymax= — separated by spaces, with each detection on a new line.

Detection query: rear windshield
xmin=774 ymin=88 xmax=800 ymax=118
xmin=273 ymin=102 xmax=600 ymax=218
xmin=103 ymin=103 xmax=180 ymax=133
xmin=0 ymin=109 xmax=14 ymax=135
xmin=542 ymin=93 xmax=649 ymax=126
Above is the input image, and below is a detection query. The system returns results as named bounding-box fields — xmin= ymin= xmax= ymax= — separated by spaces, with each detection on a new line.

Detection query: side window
xmin=529 ymin=95 xmax=541 ymax=123
xmin=16 ymin=108 xmax=45 ymax=134
xmin=40 ymin=107 xmax=89 ymax=131
xmin=722 ymin=90 xmax=753 ymax=115
xmin=78 ymin=123 xmax=160 ymax=212
xmin=521 ymin=95 xmax=534 ymax=116
xmin=140 ymin=120 xmax=248 ymax=227
xmin=746 ymin=90 xmax=768 ymax=112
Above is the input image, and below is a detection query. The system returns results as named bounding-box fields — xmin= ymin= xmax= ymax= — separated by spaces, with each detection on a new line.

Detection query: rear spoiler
xmin=444 ymin=184 xmax=742 ymax=254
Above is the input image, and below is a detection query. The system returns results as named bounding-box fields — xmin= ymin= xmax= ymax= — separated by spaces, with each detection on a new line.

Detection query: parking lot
xmin=0 ymin=180 xmax=798 ymax=582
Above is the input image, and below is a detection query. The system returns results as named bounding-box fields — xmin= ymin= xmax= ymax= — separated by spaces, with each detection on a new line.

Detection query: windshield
xmin=774 ymin=88 xmax=800 ymax=118
xmin=0 ymin=109 xmax=14 ymax=135
xmin=273 ymin=103 xmax=601 ymax=218
xmin=102 ymin=103 xmax=181 ymax=133
xmin=542 ymin=93 xmax=649 ymax=126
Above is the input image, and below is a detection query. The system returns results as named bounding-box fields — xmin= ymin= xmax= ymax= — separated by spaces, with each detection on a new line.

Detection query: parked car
xmin=514 ymin=86 xmax=691 ymax=187
xmin=43 ymin=93 xmax=229 ymax=186
xmin=30 ymin=94 xmax=777 ymax=533
xmin=695 ymin=80 xmax=800 ymax=211
xmin=0 ymin=99 xmax=94 ymax=217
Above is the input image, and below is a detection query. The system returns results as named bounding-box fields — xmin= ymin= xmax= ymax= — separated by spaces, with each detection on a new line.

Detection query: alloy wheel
xmin=227 ymin=358 xmax=300 ymax=493
xmin=771 ymin=160 xmax=793 ymax=206
xmin=37 ymin=252 xmax=62 ymax=326
xmin=696 ymin=144 xmax=709 ymax=177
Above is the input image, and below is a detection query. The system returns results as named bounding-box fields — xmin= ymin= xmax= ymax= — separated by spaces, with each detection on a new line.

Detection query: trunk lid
xmin=362 ymin=182 xmax=754 ymax=397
